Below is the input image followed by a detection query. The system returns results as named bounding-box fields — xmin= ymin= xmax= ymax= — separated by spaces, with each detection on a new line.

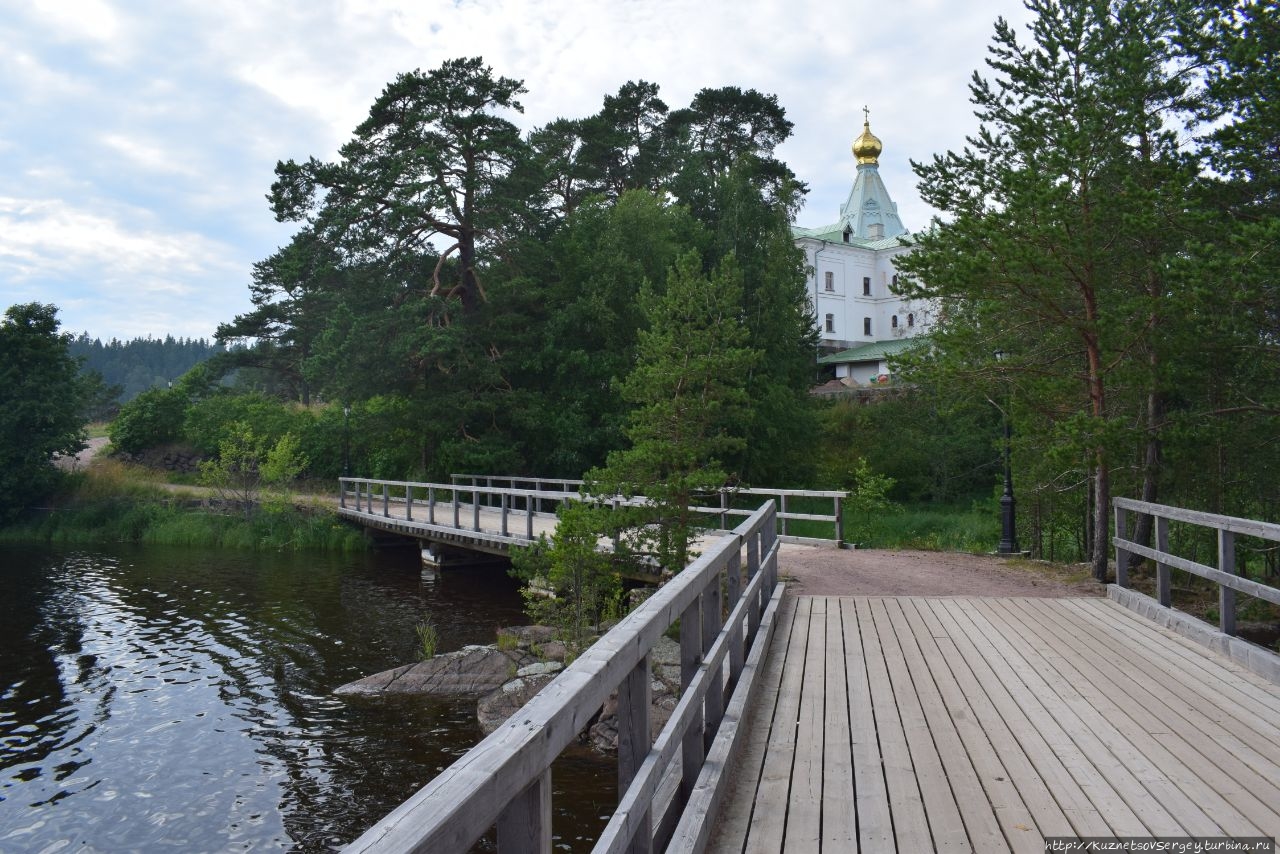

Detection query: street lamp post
xmin=342 ymin=405 xmax=351 ymax=479
xmin=994 ymin=350 xmax=1019 ymax=555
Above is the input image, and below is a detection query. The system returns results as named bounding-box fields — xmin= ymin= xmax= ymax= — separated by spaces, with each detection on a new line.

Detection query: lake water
xmin=0 ymin=544 xmax=615 ymax=852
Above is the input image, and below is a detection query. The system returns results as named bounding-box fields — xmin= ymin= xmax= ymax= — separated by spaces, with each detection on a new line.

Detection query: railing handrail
xmin=344 ymin=501 xmax=781 ymax=853
xmin=1113 ymin=497 xmax=1280 ymax=542
xmin=348 ymin=474 xmax=848 ymax=545
xmin=1112 ymin=498 xmax=1280 ymax=638
xmin=450 ymin=474 xmax=849 ymax=500
xmin=339 ymin=476 xmax=581 ymax=501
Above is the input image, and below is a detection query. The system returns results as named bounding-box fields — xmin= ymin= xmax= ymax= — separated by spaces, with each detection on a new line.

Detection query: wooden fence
xmin=450 ymin=473 xmax=847 ymax=546
xmin=344 ymin=500 xmax=784 ymax=853
xmin=340 ymin=478 xmax=571 ymax=541
xmin=1112 ymin=497 xmax=1280 ymax=636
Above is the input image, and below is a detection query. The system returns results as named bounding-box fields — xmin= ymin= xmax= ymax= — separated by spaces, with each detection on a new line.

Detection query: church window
xmin=824 ymin=271 xmax=834 ymax=292
xmin=862 ymin=277 xmax=871 ymax=296
xmin=891 ymin=315 xmax=898 ymax=328
xmin=863 ymin=317 xmax=872 ymax=336
xmin=892 ymin=274 xmax=899 ymax=287
xmin=825 ymin=313 xmax=835 ymax=333
xmin=842 ymin=225 xmax=852 ymax=243
xmin=907 ymin=313 xmax=915 ymax=327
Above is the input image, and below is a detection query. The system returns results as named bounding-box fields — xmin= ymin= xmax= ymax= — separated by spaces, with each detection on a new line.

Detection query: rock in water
xmin=477 ymin=674 xmax=557 ymax=733
xmin=334 ymin=645 xmax=523 ymax=698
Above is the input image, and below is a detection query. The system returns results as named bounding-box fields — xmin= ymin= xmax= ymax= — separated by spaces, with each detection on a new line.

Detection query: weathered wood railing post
xmin=496 ymin=770 xmax=551 ymax=853
xmin=472 ymin=488 xmax=481 ymax=532
xmin=428 ymin=486 xmax=436 ymax=525
xmin=382 ymin=483 xmax=389 ymax=518
xmin=780 ymin=494 xmax=789 ymax=538
xmin=618 ymin=656 xmax=652 ymax=854
xmin=406 ymin=485 xmax=413 ymax=522
xmin=339 ymin=478 xmax=347 ymax=509
xmin=500 ymin=492 xmax=509 ymax=537
xmin=834 ymin=494 xmax=844 ymax=546
xmin=452 ymin=489 xmax=460 ymax=528
xmin=1155 ymin=515 xmax=1171 ymax=606
xmin=727 ymin=541 xmax=744 ymax=684
xmin=746 ymin=530 xmax=762 ymax=640
xmin=719 ymin=491 xmax=729 ymax=531
xmin=525 ymin=495 xmax=534 ymax=540
xmin=701 ymin=564 xmax=724 ymax=752
xmin=355 ymin=480 xmax=363 ymax=512
xmin=1219 ymin=529 xmax=1237 ymax=636
xmin=679 ymin=594 xmax=703 ymax=805
xmin=1114 ymin=504 xmax=1130 ymax=587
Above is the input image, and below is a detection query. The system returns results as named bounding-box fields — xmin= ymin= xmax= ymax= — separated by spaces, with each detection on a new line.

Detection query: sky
xmin=0 ymin=0 xmax=1034 ymax=342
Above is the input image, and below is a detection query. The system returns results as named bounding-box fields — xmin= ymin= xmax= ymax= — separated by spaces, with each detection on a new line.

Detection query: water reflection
xmin=0 ymin=544 xmax=613 ymax=851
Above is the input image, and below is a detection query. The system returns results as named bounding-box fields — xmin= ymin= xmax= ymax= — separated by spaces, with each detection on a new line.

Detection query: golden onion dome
xmin=852 ymin=117 xmax=882 ymax=165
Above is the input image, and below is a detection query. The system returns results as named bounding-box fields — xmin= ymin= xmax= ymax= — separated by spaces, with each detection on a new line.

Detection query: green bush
xmin=109 ymin=387 xmax=187 ymax=453
xmin=184 ymin=392 xmax=311 ymax=456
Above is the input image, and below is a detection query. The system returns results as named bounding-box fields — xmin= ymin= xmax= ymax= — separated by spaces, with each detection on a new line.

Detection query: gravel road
xmin=776 ymin=542 xmax=1103 ymax=598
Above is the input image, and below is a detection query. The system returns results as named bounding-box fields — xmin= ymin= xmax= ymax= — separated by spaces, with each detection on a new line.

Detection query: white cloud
xmin=0 ymin=196 xmax=241 ymax=300
xmin=29 ymin=0 xmax=123 ymax=45
xmin=98 ymin=132 xmax=201 ymax=178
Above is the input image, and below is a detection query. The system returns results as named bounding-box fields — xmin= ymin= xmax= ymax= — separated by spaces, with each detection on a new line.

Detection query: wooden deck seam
xmin=707 ymin=595 xmax=1280 ymax=853
xmin=1025 ymin=598 xmax=1280 ymax=784
xmin=1061 ymin=598 xmax=1280 ymax=735
xmin=1016 ymin=598 xmax=1280 ymax=836
xmin=971 ymin=598 xmax=1220 ymax=837
xmin=985 ymin=596 xmax=1262 ymax=837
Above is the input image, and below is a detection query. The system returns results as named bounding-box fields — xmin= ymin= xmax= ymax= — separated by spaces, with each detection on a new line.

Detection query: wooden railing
xmin=1113 ymin=497 xmax=1280 ymax=636
xmin=450 ymin=474 xmax=848 ymax=546
xmin=344 ymin=500 xmax=783 ymax=853
xmin=339 ymin=477 xmax=572 ymax=542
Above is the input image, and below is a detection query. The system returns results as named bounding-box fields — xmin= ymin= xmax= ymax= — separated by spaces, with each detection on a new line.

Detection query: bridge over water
xmin=339 ymin=491 xmax=1280 ymax=853
xmin=336 ymin=475 xmax=848 ymax=567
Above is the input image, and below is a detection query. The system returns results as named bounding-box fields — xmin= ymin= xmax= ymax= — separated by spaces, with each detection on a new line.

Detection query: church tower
xmin=792 ymin=112 xmax=929 ymax=386
xmin=837 ymin=112 xmax=907 ymax=241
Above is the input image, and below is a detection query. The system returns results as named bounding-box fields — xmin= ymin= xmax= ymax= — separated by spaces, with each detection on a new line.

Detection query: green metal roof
xmin=790 ymin=224 xmax=908 ymax=250
xmin=817 ymin=337 xmax=923 ymax=366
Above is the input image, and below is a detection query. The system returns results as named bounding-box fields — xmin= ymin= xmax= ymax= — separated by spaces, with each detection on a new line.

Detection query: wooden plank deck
xmin=707 ymin=595 xmax=1280 ymax=853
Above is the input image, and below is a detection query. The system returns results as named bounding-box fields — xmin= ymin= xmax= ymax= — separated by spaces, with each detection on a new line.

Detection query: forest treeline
xmin=69 ymin=334 xmax=225 ymax=407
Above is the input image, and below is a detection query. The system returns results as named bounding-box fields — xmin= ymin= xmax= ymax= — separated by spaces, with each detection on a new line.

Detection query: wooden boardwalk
xmin=708 ymin=595 xmax=1280 ymax=853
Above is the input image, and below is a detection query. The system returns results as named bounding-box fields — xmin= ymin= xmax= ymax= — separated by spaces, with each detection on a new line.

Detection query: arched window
xmin=825 ymin=313 xmax=835 ymax=333
xmin=891 ymin=315 xmax=898 ymax=328
xmin=907 ymin=312 xmax=915 ymax=327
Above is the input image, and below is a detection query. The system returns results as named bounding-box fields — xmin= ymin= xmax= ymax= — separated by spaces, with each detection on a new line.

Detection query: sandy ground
xmin=777 ymin=542 xmax=1104 ymax=598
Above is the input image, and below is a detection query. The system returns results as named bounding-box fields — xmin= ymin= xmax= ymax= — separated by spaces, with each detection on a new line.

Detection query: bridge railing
xmin=344 ymin=500 xmax=784 ymax=853
xmin=451 ymin=474 xmax=848 ymax=546
xmin=339 ymin=477 xmax=578 ymax=541
xmin=1113 ymin=497 xmax=1280 ymax=636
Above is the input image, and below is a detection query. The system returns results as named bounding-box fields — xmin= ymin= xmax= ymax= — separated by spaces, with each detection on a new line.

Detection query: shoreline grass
xmin=2 ymin=460 xmax=366 ymax=553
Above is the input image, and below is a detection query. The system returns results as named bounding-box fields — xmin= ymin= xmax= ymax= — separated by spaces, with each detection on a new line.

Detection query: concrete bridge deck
xmin=709 ymin=594 xmax=1280 ymax=853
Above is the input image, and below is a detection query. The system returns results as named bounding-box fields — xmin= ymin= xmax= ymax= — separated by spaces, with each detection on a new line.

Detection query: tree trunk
xmin=1092 ymin=453 xmax=1110 ymax=583
xmin=1128 ymin=388 xmax=1163 ymax=569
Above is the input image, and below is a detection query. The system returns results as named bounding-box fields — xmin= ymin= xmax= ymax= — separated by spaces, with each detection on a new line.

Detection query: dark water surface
xmin=0 ymin=544 xmax=615 ymax=852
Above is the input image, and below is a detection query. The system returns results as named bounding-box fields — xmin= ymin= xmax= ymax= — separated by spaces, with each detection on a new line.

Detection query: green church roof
xmin=816 ymin=337 xmax=923 ymax=365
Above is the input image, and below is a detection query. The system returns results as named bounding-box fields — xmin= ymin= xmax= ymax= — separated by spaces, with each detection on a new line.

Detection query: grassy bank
xmin=2 ymin=460 xmax=367 ymax=553
xmin=849 ymin=502 xmax=1001 ymax=552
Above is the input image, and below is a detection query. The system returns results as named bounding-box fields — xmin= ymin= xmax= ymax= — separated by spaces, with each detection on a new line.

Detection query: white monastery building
xmin=792 ymin=113 xmax=931 ymax=385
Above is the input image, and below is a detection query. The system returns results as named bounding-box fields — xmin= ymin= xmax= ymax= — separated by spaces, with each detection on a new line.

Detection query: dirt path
xmin=777 ymin=542 xmax=1103 ymax=598
xmin=55 ymin=436 xmax=110 ymax=472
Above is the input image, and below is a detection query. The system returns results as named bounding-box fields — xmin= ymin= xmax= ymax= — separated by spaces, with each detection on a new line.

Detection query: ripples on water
xmin=0 ymin=545 xmax=615 ymax=852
